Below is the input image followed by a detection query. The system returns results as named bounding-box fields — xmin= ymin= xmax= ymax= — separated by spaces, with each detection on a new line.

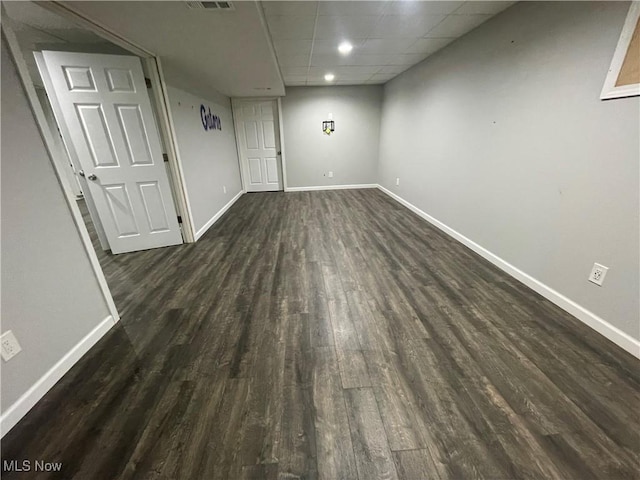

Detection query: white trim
xmin=601 ymin=2 xmax=640 ymax=100
xmin=194 ymin=190 xmax=244 ymax=241
xmin=277 ymin=97 xmax=288 ymax=191
xmin=0 ymin=315 xmax=117 ymax=438
xmin=286 ymin=184 xmax=378 ymax=192
xmin=377 ymin=185 xmax=640 ymax=359
xmin=230 ymin=99 xmax=247 ymax=193
xmin=153 ymin=59 xmax=196 ymax=243
xmin=1 ymin=18 xmax=120 ymax=322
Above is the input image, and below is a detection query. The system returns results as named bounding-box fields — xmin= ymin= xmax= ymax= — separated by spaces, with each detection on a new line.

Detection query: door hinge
xmin=177 ymin=216 xmax=182 ymax=224
xmin=145 ymin=77 xmax=152 ymax=88
xmin=163 ymin=153 xmax=169 ymax=162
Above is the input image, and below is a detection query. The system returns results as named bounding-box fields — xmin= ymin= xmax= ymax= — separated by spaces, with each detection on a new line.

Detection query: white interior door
xmin=234 ymin=100 xmax=283 ymax=192
xmin=38 ymin=51 xmax=182 ymax=254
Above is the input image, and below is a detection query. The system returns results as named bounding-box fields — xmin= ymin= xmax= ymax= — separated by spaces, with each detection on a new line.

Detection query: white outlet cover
xmin=396 ymin=177 xmax=400 ymax=186
xmin=1 ymin=330 xmax=22 ymax=361
xmin=588 ymin=263 xmax=609 ymax=286
xmin=328 ymin=171 xmax=333 ymax=178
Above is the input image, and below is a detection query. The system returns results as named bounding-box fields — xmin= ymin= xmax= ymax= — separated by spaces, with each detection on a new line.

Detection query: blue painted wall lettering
xmin=200 ymin=104 xmax=222 ymax=131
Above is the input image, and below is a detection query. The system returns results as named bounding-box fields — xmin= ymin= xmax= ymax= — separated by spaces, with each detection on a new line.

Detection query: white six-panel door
xmin=40 ymin=51 xmax=182 ymax=254
xmin=234 ymin=100 xmax=283 ymax=192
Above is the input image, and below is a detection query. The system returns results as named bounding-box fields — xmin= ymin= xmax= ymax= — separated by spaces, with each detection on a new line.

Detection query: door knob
xmin=87 ymin=174 xmax=98 ymax=181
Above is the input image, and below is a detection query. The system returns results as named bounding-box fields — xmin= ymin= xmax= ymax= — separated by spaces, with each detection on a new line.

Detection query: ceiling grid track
xmin=305 ymin=1 xmax=321 ymax=87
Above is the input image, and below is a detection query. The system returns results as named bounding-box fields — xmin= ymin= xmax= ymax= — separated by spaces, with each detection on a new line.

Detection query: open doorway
xmin=34 ymin=50 xmax=184 ymax=254
xmin=2 ymin=1 xmax=195 ymax=318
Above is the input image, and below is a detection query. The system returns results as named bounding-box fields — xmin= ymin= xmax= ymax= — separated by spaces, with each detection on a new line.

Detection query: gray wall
xmin=282 ymin=86 xmax=382 ymax=188
xmin=166 ymin=86 xmax=242 ymax=236
xmin=378 ymin=1 xmax=640 ymax=339
xmin=1 ymin=40 xmax=111 ymax=410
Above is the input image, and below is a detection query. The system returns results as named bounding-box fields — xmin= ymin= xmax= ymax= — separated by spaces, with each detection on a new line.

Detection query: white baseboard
xmin=194 ymin=190 xmax=244 ymax=241
xmin=1 ymin=315 xmax=117 ymax=438
xmin=285 ymin=184 xmax=378 ymax=192
xmin=377 ymin=185 xmax=640 ymax=360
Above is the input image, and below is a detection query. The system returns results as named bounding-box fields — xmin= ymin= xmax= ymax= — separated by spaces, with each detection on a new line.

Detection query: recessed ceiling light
xmin=338 ymin=41 xmax=353 ymax=55
xmin=324 ymin=73 xmax=335 ymax=82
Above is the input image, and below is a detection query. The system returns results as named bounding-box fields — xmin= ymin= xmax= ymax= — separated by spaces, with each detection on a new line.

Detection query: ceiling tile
xmin=262 ymin=1 xmax=318 ymax=16
xmin=306 ymin=76 xmax=333 ymax=84
xmin=261 ymin=0 xmax=510 ymax=88
xmin=384 ymin=1 xmax=464 ymax=15
xmin=307 ymin=66 xmax=381 ymax=79
xmin=283 ymin=74 xmax=309 ymax=82
xmin=387 ymin=53 xmax=428 ymax=66
xmin=266 ymin=15 xmax=316 ymax=39
xmin=281 ymin=66 xmax=310 ymax=76
xmin=286 ymin=81 xmax=308 ymax=86
xmin=425 ymin=14 xmax=492 ymax=38
xmin=337 ymin=79 xmax=372 ymax=85
xmin=335 ymin=74 xmax=374 ymax=81
xmin=366 ymin=73 xmax=396 ymax=83
xmin=273 ymin=39 xmax=313 ymax=56
xmin=314 ymin=15 xmax=379 ymax=40
xmin=278 ymin=54 xmax=311 ymax=67
xmin=349 ymin=54 xmax=399 ymax=66
xmin=307 ymin=67 xmax=327 ymax=77
xmin=376 ymin=65 xmax=412 ymax=74
xmin=359 ymin=38 xmax=417 ymax=54
xmin=334 ymin=65 xmax=383 ymax=75
xmin=405 ymin=37 xmax=454 ymax=54
xmin=371 ymin=14 xmax=446 ymax=38
xmin=317 ymin=1 xmax=390 ymax=16
xmin=311 ymin=52 xmax=409 ymax=68
xmin=455 ymin=1 xmax=515 ymax=15
xmin=310 ymin=53 xmax=356 ymax=67
xmin=311 ymin=38 xmax=367 ymax=55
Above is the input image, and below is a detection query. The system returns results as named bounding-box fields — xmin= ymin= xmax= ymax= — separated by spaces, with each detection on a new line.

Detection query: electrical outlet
xmin=588 ymin=263 xmax=609 ymax=286
xmin=328 ymin=171 xmax=334 ymax=178
xmin=223 ymin=185 xmax=227 ymax=194
xmin=1 ymin=330 xmax=22 ymax=362
xmin=396 ymin=177 xmax=400 ymax=186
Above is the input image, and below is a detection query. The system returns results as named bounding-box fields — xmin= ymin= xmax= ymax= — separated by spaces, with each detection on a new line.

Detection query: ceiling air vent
xmin=186 ymin=1 xmax=235 ymax=10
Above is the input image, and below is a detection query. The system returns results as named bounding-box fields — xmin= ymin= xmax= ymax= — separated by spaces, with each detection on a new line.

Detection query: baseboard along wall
xmin=1 ymin=315 xmax=117 ymax=438
xmin=376 ymin=185 xmax=640 ymax=359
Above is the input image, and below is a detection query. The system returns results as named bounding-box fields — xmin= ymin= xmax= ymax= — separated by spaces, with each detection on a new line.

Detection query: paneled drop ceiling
xmin=263 ymin=1 xmax=514 ymax=86
xmin=53 ymin=0 xmax=287 ymax=97
xmin=3 ymin=1 xmax=515 ymax=97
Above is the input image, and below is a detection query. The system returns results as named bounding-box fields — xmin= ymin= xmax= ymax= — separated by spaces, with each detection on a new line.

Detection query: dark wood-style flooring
xmin=2 ymin=189 xmax=639 ymax=479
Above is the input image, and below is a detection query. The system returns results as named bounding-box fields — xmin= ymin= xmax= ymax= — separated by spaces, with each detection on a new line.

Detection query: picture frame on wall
xmin=601 ymin=2 xmax=640 ymax=100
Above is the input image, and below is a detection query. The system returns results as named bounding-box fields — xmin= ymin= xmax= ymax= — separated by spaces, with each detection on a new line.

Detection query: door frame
xmin=1 ymin=1 xmax=204 ymax=319
xmin=38 ymin=1 xmax=196 ymax=244
xmin=231 ymin=97 xmax=288 ymax=192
